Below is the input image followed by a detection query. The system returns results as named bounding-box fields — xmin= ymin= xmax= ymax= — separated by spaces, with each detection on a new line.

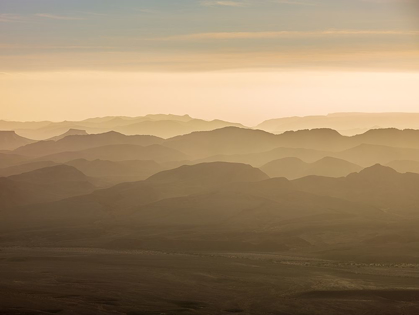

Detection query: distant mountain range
xmin=2 ymin=162 xmax=419 ymax=258
xmin=3 ymin=112 xmax=419 ymax=143
xmin=2 ymin=113 xmax=419 ymax=260
xmin=0 ymin=114 xmax=245 ymax=140
xmin=257 ymin=112 xmax=419 ymax=136
xmin=261 ymin=157 xmax=362 ymax=179
xmin=0 ymin=131 xmax=35 ymax=150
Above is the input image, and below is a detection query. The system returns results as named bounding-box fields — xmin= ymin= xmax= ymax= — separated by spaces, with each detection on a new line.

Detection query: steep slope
xmin=261 ymin=157 xmax=308 ymax=179
xmin=0 ymin=165 xmax=96 ymax=209
xmin=0 ymin=160 xmax=59 ymax=177
xmin=261 ymin=157 xmax=362 ymax=179
xmin=0 ymin=162 xmax=413 ymax=255
xmin=197 ymin=147 xmax=330 ymax=167
xmin=0 ymin=162 xmax=269 ymax=225
xmin=304 ymin=157 xmax=362 ymax=178
xmin=386 ymin=160 xmax=419 ymax=174
xmin=14 ymin=131 xmax=163 ymax=157
xmin=351 ymin=128 xmax=419 ymax=150
xmin=48 ymin=129 xmax=88 ymax=141
xmin=0 ymin=152 xmax=30 ymax=168
xmin=128 ymin=179 xmax=380 ymax=229
xmin=38 ymin=144 xmax=188 ymax=163
xmin=9 ymin=164 xmax=91 ymax=184
xmin=257 ymin=113 xmax=419 ymax=136
xmin=11 ymin=114 xmax=245 ymax=140
xmin=0 ymin=131 xmax=36 ymax=150
xmin=335 ymin=144 xmax=419 ymax=166
xmin=147 ymin=162 xmax=269 ymax=187
xmin=164 ymin=127 xmax=280 ymax=159
xmin=116 ymin=119 xmax=245 ymax=138
xmin=165 ymin=127 xmax=349 ymax=159
xmin=275 ymin=128 xmax=348 ymax=151
xmin=294 ymin=164 xmax=419 ymax=215
xmin=66 ymin=159 xmax=164 ymax=182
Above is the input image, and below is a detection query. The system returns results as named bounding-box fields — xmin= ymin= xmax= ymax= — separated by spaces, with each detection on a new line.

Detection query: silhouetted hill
xmin=0 ymin=165 xmax=96 ymax=209
xmin=386 ymin=160 xmax=419 ymax=174
xmin=197 ymin=147 xmax=329 ymax=167
xmin=15 ymin=131 xmax=164 ymax=157
xmin=257 ymin=113 xmax=419 ymax=136
xmin=0 ymin=162 xmax=269 ymax=224
xmin=38 ymin=144 xmax=188 ymax=163
xmin=7 ymin=114 xmax=246 ymax=140
xmin=261 ymin=157 xmax=362 ymax=179
xmin=3 ymin=161 xmax=419 ymax=261
xmin=9 ymin=164 xmax=90 ymax=184
xmin=335 ymin=144 xmax=419 ymax=166
xmin=351 ymin=128 xmax=419 ymax=149
xmin=0 ymin=131 xmax=35 ymax=150
xmin=294 ymin=164 xmax=419 ymax=215
xmin=0 ymin=152 xmax=30 ymax=168
xmin=165 ymin=127 xmax=279 ymax=159
xmin=0 ymin=160 xmax=59 ymax=177
xmin=115 ymin=119 xmax=245 ymax=139
xmin=4 ymin=120 xmax=419 ymax=263
xmin=306 ymin=157 xmax=362 ymax=178
xmin=128 ymin=178 xmax=379 ymax=228
xmin=347 ymin=164 xmax=399 ymax=181
xmin=261 ymin=157 xmax=308 ymax=178
xmin=276 ymin=128 xmax=346 ymax=151
xmin=165 ymin=127 xmax=351 ymax=159
xmin=147 ymin=162 xmax=269 ymax=188
xmin=0 ymin=161 xmax=380 ymax=242
xmin=48 ymin=129 xmax=88 ymax=141
xmin=66 ymin=159 xmax=164 ymax=183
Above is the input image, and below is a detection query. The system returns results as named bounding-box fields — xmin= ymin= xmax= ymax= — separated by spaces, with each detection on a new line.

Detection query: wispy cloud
xmin=201 ymin=1 xmax=247 ymax=7
xmin=271 ymin=0 xmax=317 ymax=5
xmin=160 ymin=30 xmax=419 ymax=40
xmin=36 ymin=14 xmax=84 ymax=20
xmin=73 ymin=11 xmax=108 ymax=17
xmin=0 ymin=14 xmax=24 ymax=23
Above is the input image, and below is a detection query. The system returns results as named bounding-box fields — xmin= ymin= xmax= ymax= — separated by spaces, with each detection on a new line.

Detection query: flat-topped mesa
xmin=48 ymin=129 xmax=88 ymax=141
xmin=0 ymin=130 xmax=17 ymax=135
xmin=0 ymin=130 xmax=35 ymax=151
xmin=281 ymin=128 xmax=342 ymax=136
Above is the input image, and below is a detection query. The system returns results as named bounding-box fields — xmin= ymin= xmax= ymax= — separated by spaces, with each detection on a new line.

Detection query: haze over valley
xmin=2 ymin=113 xmax=419 ymax=314
xmin=2 ymin=0 xmax=419 ymax=313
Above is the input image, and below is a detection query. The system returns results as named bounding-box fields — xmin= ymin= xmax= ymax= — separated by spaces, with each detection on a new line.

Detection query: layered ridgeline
xmin=257 ymin=112 xmax=419 ymax=136
xmin=2 ymin=116 xmax=419 ymax=262
xmin=4 ymin=127 xmax=419 ymax=185
xmin=0 ymin=114 xmax=245 ymax=140
xmin=4 ymin=113 xmax=419 ymax=141
xmin=1 ymin=162 xmax=419 ymax=262
xmin=0 ymin=131 xmax=35 ymax=151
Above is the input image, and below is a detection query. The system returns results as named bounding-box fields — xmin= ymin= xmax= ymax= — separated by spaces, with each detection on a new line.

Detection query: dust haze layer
xmin=2 ymin=113 xmax=419 ymax=315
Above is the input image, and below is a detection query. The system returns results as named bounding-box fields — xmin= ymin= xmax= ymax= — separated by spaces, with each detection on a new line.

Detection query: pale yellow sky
xmin=1 ymin=71 xmax=418 ymax=125
xmin=1 ymin=0 xmax=418 ymax=123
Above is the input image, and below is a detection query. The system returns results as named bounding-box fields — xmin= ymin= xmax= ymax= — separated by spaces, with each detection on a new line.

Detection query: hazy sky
xmin=1 ymin=0 xmax=418 ymax=124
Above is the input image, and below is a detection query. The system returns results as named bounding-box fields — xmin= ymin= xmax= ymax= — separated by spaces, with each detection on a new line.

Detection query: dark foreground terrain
xmin=1 ymin=247 xmax=419 ymax=315
xmin=3 ymin=126 xmax=419 ymax=314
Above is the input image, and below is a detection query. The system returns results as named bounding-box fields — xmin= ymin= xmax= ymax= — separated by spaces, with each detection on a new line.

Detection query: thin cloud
xmin=36 ymin=14 xmax=84 ymax=20
xmin=160 ymin=30 xmax=419 ymax=40
xmin=201 ymin=1 xmax=247 ymax=7
xmin=271 ymin=0 xmax=317 ymax=6
xmin=0 ymin=14 xmax=24 ymax=22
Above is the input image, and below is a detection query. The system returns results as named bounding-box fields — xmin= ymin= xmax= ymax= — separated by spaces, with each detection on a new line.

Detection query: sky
xmin=1 ymin=0 xmax=419 ymax=124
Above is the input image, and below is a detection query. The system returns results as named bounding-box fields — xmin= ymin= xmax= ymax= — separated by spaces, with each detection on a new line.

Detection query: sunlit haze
xmin=1 ymin=0 xmax=418 ymax=123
